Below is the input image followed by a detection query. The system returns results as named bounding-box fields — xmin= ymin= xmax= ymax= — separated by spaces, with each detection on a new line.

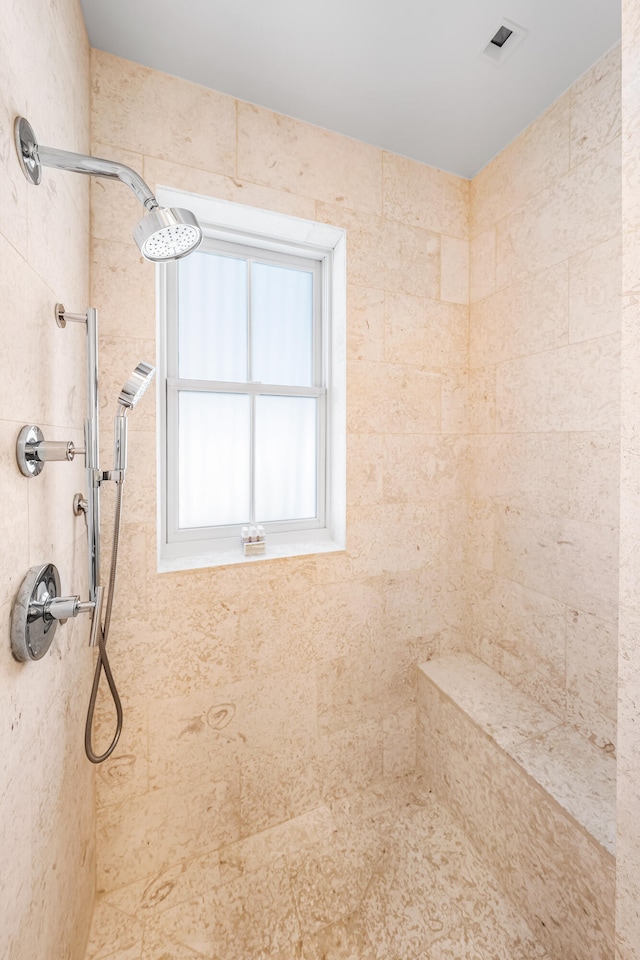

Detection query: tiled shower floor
xmin=85 ymin=775 xmax=549 ymax=960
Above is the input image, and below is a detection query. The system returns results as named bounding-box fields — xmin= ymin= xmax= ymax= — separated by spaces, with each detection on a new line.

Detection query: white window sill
xmin=157 ymin=536 xmax=345 ymax=573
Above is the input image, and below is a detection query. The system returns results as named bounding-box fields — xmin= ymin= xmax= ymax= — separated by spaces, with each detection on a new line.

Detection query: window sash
xmin=164 ymin=236 xmax=326 ymax=545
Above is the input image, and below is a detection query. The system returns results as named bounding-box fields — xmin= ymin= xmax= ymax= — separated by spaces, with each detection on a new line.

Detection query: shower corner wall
xmin=618 ymin=0 xmax=640 ymax=956
xmin=466 ymin=42 xmax=621 ymax=754
xmin=0 ymin=1 xmax=95 ymax=959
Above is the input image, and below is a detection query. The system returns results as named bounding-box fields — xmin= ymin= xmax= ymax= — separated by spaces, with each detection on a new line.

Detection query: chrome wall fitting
xmin=16 ymin=424 xmax=84 ymax=477
xmin=11 ymin=563 xmax=61 ymax=661
xmin=15 ymin=118 xmax=203 ymax=262
xmin=11 ymin=563 xmax=104 ymax=663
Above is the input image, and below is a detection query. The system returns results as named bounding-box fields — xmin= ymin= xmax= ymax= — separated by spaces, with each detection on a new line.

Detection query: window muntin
xmin=165 ymin=237 xmax=325 ymax=550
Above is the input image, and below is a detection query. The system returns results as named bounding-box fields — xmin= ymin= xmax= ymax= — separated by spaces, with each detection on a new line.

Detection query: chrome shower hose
xmin=84 ymin=481 xmax=124 ymax=764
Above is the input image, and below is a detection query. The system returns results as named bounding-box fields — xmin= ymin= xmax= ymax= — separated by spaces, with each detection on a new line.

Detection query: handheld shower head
xmin=113 ymin=362 xmax=156 ymax=475
xmin=118 ymin=361 xmax=156 ymax=411
xmin=133 ymin=206 xmax=202 ymax=262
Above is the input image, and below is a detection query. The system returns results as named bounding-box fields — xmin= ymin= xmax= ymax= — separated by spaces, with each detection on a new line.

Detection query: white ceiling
xmin=79 ymin=0 xmax=621 ymax=179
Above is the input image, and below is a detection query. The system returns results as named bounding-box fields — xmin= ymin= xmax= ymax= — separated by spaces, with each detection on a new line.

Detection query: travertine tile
xmin=419 ymin=653 xmax=558 ymax=751
xmin=569 ymin=234 xmax=622 ymax=343
xmin=469 ymin=228 xmax=496 ymax=302
xmin=495 ymin=335 xmax=620 ymax=433
xmin=384 ymin=292 xmax=468 ymax=368
xmin=92 ymin=49 xmax=236 ymax=175
xmin=85 ymin=900 xmax=143 ymax=959
xmin=316 ymin=642 xmax=411 ymax=735
xmin=301 ymin=577 xmax=386 ymax=664
xmin=347 ymin=434 xmax=384 ymax=506
xmin=440 ymin=236 xmax=469 ymax=304
xmin=91 ymin=239 xmax=156 ymax=341
xmin=219 ymin=806 xmax=335 ymax=883
xmin=468 ymin=434 xmax=569 ymax=517
xmin=140 ymin=928 xmax=201 ymax=960
xmin=300 ymin=913 xmax=377 ymax=960
xmin=571 ymin=45 xmax=621 ymax=168
xmin=0 ymin=418 xmax=30 ymax=608
xmin=26 ymin=161 xmax=90 ymax=309
xmin=382 ymin=706 xmax=416 ymax=778
xmin=383 ymin=434 xmax=467 ymax=503
xmin=0 ymin=80 xmax=28 ymax=258
xmin=0 ymin=3 xmax=94 ymax=958
xmin=103 ymin=605 xmax=240 ymax=707
xmin=566 ymin=608 xmax=618 ymax=737
xmin=418 ymin=688 xmax=615 ymax=960
xmin=567 ymin=431 xmax=620 ymax=525
xmin=441 ymin=366 xmax=468 ymax=434
xmin=471 ymin=93 xmax=571 ymax=238
xmin=288 ymin=817 xmax=391 ymax=936
xmin=103 ymin=852 xmax=222 ymax=920
xmin=316 ymin=203 xmax=440 ymax=299
xmin=382 ymin=153 xmax=468 ymax=238
xmin=97 ymin=776 xmax=240 ymax=891
xmin=153 ymin=862 xmax=300 ymax=960
xmin=347 ymin=286 xmax=385 ymax=362
xmin=348 ymin=360 xmax=441 ymax=434
xmin=238 ymin=102 xmax=382 ymax=213
xmin=465 ymin=500 xmax=495 ymax=573
xmin=95 ymin=698 xmax=148 ymax=809
xmin=27 ymin=424 xmax=86 ymax=563
xmin=317 ymin=721 xmax=384 ymax=803
xmin=494 ymin=508 xmax=619 ymax=623
xmin=468 ymin=576 xmax=567 ymax=713
xmin=468 ymin=366 xmax=496 ymax=433
xmin=91 ymin=142 xmax=145 ymax=246
xmin=496 ymin=136 xmax=620 ymax=287
xmin=511 ymin=724 xmax=616 ymax=853
xmin=384 ymin=567 xmax=465 ymax=643
xmin=470 ymin=261 xmax=569 ymax=367
xmin=146 ymin=669 xmax=316 ymax=789
xmin=143 ymin=155 xmax=317 ymax=220
xmin=0 ymin=234 xmax=80 ymax=429
xmin=361 ymin=796 xmax=548 ymax=960
xmin=240 ymin=741 xmax=322 ymax=836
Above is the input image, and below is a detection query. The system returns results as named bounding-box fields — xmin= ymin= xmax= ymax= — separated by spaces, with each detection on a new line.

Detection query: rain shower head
xmin=118 ymin=361 xmax=156 ymax=411
xmin=133 ymin=206 xmax=202 ymax=262
xmin=14 ymin=117 xmax=203 ymax=262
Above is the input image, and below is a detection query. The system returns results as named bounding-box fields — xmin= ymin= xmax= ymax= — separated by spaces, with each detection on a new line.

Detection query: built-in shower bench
xmin=417 ymin=652 xmax=615 ymax=960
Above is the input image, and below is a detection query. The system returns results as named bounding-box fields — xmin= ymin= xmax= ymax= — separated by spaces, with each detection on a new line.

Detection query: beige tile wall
xmin=0 ymin=2 xmax=94 ymax=959
xmin=618 ymin=2 xmax=640 ymax=956
xmin=90 ymin=49 xmax=470 ymax=893
xmin=468 ymin=45 xmax=622 ymax=752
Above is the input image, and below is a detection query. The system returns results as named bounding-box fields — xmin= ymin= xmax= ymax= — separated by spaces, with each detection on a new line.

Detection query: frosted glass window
xmin=255 ymin=396 xmax=317 ymax=522
xmin=251 ymin=262 xmax=313 ymax=386
xmin=178 ymin=392 xmax=250 ymax=528
xmin=178 ymin=251 xmax=247 ymax=382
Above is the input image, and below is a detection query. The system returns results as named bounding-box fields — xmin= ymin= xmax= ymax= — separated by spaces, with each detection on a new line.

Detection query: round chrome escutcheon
xmin=11 ymin=563 xmax=61 ymax=662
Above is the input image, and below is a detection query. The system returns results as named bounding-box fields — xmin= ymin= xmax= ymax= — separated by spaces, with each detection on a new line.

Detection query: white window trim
xmin=155 ymin=186 xmax=346 ymax=572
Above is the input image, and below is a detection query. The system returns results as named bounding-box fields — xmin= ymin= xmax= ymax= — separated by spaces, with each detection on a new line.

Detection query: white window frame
xmin=156 ymin=186 xmax=346 ymax=572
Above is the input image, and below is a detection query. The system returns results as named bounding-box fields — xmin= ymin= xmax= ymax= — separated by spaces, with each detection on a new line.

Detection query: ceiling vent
xmin=482 ymin=18 xmax=527 ymax=65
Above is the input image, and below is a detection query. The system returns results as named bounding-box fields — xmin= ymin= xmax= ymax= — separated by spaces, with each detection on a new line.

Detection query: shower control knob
xmin=16 ymin=424 xmax=85 ymax=477
xmin=11 ymin=563 xmax=62 ymax=661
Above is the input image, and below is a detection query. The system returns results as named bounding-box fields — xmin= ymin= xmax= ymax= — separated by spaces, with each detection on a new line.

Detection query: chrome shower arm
xmin=35 ymin=144 xmax=158 ymax=209
xmin=15 ymin=117 xmax=202 ymax=261
xmin=15 ymin=117 xmax=158 ymax=208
